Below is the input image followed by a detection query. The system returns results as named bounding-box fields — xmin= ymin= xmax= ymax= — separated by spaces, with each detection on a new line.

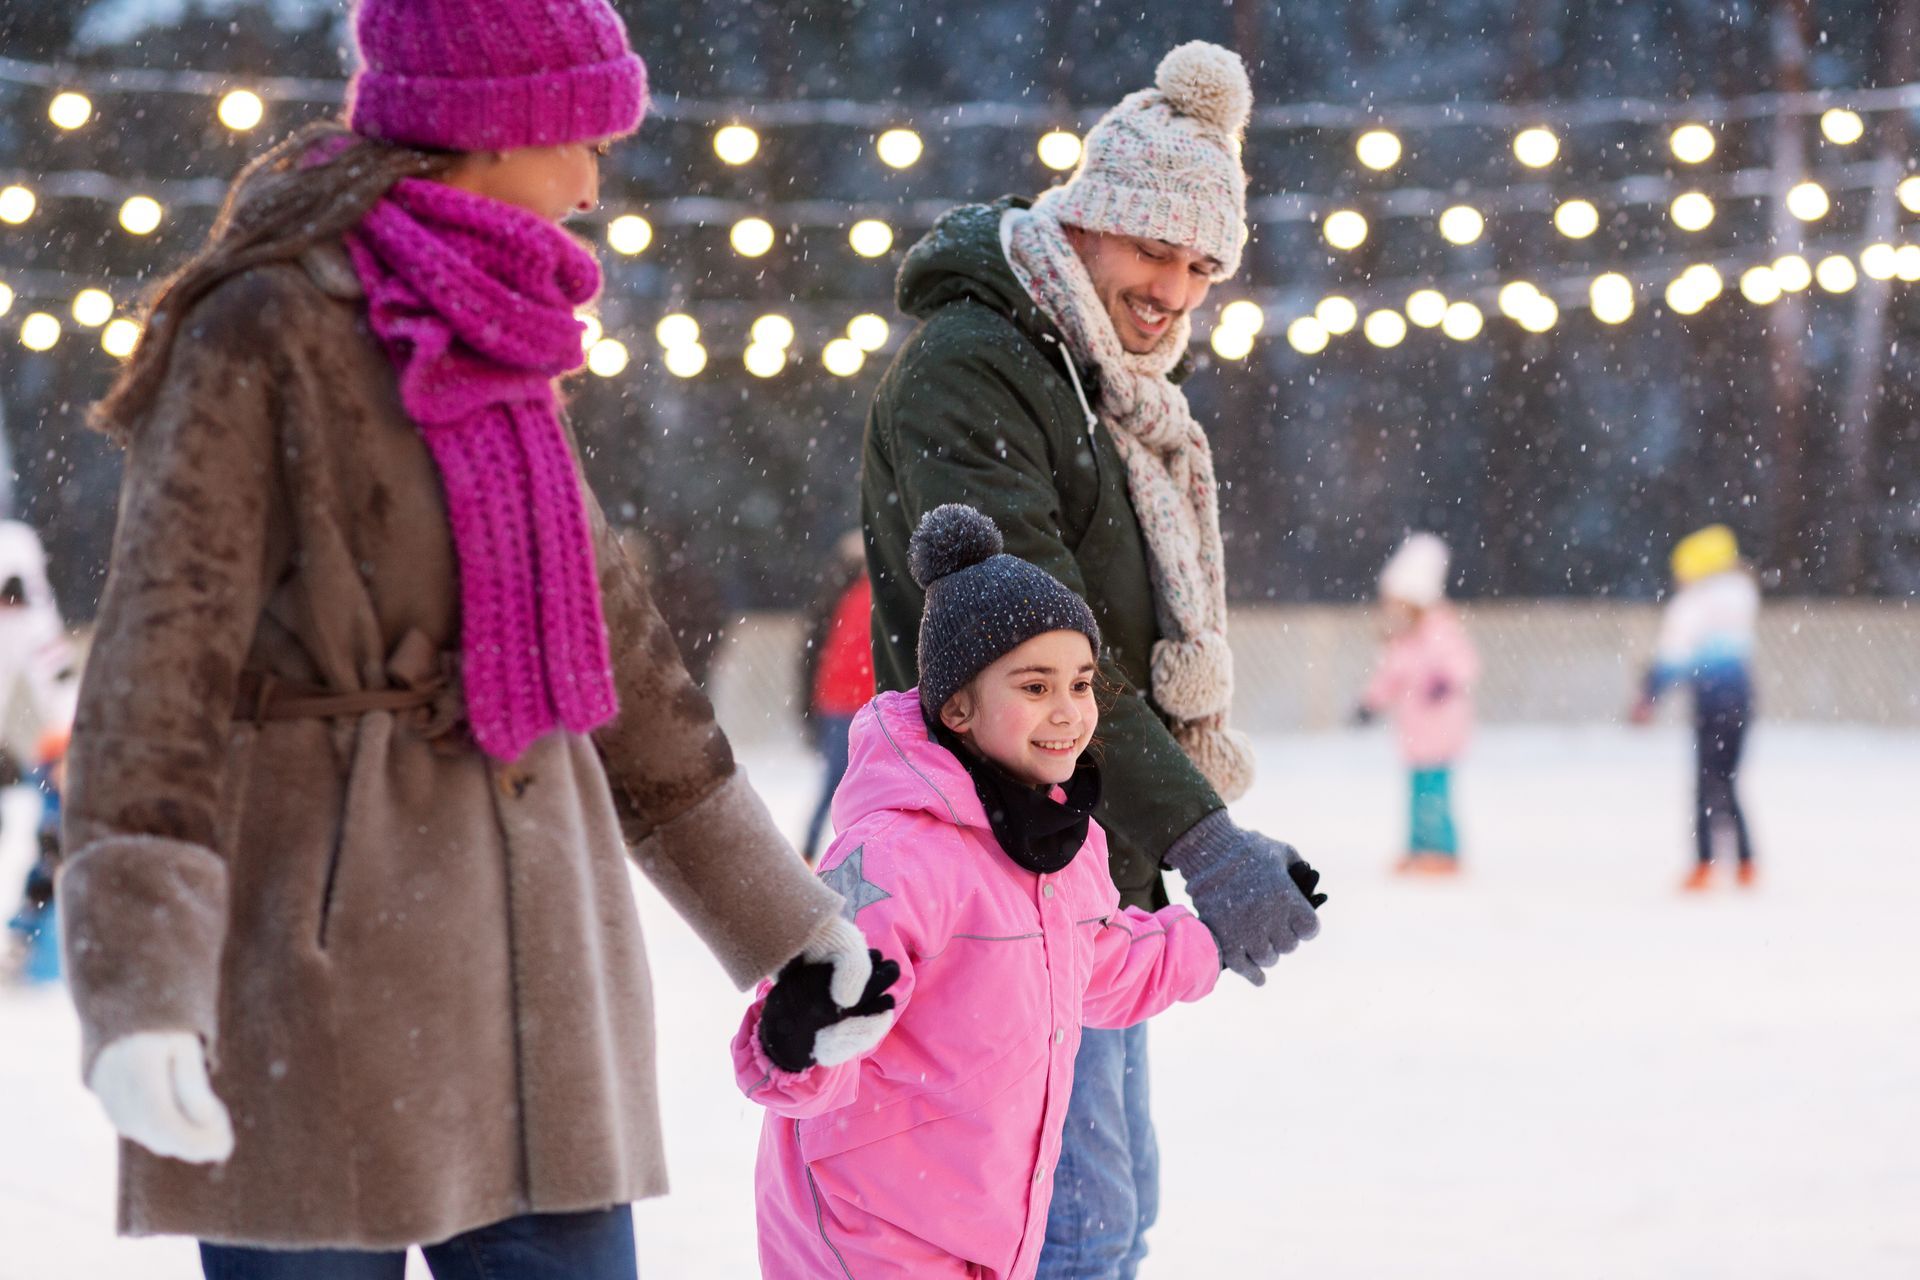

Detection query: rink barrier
xmin=706 ymin=600 xmax=1920 ymax=746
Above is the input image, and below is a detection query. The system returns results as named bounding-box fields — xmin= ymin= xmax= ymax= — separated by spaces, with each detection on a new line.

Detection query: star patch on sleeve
xmin=820 ymin=844 xmax=892 ymax=920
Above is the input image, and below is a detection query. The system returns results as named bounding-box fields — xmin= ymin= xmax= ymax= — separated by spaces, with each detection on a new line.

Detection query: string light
xmin=1739 ymin=265 xmax=1782 ymax=305
xmin=1405 ymin=289 xmax=1448 ymax=328
xmin=743 ymin=342 xmax=787 ymax=377
xmin=655 ymin=313 xmax=700 ymax=348
xmin=1860 ymin=243 xmax=1898 ymax=280
xmin=1589 ymin=273 xmax=1634 ymax=324
xmin=822 ymin=337 xmax=866 ymax=376
xmin=1210 ymin=325 xmax=1255 ymax=360
xmin=751 ymin=314 xmax=796 ymax=349
xmin=1664 ymin=274 xmax=1707 ymax=315
xmin=1516 ymin=295 xmax=1558 ymax=333
xmin=1899 ymin=177 xmax=1920 ymax=214
xmin=118 ymin=196 xmax=163 ymax=235
xmin=1497 ymin=280 xmax=1543 ymax=320
xmin=1816 ymin=254 xmax=1858 ymax=293
xmin=0 ymin=186 xmax=36 ymax=224
xmin=1513 ymin=127 xmax=1560 ymax=168
xmin=1771 ymin=254 xmax=1812 ymax=293
xmin=1323 ymin=209 xmax=1368 ymax=250
xmin=1820 ymin=108 xmax=1864 ymax=146
xmin=70 ymin=288 xmax=113 ymax=327
xmin=217 ymin=89 xmax=264 ymax=131
xmin=1218 ymin=300 xmax=1266 ymax=334
xmin=586 ymin=338 xmax=629 ymax=377
xmin=875 ymin=129 xmax=923 ymax=169
xmin=1363 ymin=309 xmax=1407 ymax=348
xmin=0 ymin=283 xmax=11 ymax=315
xmin=1670 ymin=124 xmax=1716 ymax=164
xmin=1670 ymin=192 xmax=1714 ymax=231
xmin=101 ymin=317 xmax=140 ymax=357
xmin=730 ymin=216 xmax=775 ymax=257
xmin=1355 ymin=129 xmax=1402 ymax=171
xmin=607 ymin=214 xmax=652 ymax=255
xmin=1286 ymin=316 xmax=1329 ymax=354
xmin=1681 ymin=263 xmax=1725 ymax=305
xmin=48 ymin=91 xmax=92 ymax=130
xmin=1438 ymin=205 xmax=1484 ymax=245
xmin=578 ymin=313 xmax=604 ymax=349
xmin=713 ymin=125 xmax=760 ymax=165
xmin=1786 ymin=181 xmax=1830 ymax=221
xmin=1553 ymin=199 xmax=1599 ymax=239
xmin=664 ymin=343 xmax=708 ymax=378
xmin=1037 ymin=131 xmax=1083 ymax=171
xmin=1440 ymin=301 xmax=1483 ymax=341
xmin=849 ymin=219 xmax=894 ymax=257
xmin=847 ymin=313 xmax=890 ymax=352
xmin=1896 ymin=244 xmax=1920 ymax=282
xmin=19 ymin=312 xmax=60 ymax=351
xmin=1315 ymin=295 xmax=1359 ymax=334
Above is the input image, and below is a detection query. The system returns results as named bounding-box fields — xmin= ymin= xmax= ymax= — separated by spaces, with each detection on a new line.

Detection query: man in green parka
xmin=861 ymin=42 xmax=1326 ymax=1278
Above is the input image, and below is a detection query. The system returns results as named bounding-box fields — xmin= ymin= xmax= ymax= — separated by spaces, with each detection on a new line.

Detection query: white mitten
xmin=798 ymin=914 xmax=875 ymax=1009
xmin=87 ymin=1031 xmax=235 ymax=1164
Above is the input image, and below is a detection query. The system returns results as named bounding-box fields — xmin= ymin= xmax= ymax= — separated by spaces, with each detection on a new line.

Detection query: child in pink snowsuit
xmin=1355 ymin=533 xmax=1480 ymax=873
xmin=732 ymin=507 xmax=1307 ymax=1278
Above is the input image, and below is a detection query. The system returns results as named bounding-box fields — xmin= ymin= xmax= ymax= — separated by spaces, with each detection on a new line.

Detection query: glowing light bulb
xmin=713 ymin=125 xmax=760 ymax=165
xmin=607 ymin=214 xmax=652 ymax=255
xmin=1037 ymin=131 xmax=1083 ymax=171
xmin=743 ymin=342 xmax=787 ymax=378
xmin=1815 ymin=254 xmax=1858 ymax=293
xmin=71 ymin=288 xmax=113 ymax=328
xmin=1670 ymin=192 xmax=1715 ymax=232
xmin=577 ymin=313 xmax=604 ymax=350
xmin=847 ymin=313 xmax=890 ymax=352
xmin=101 ymin=317 xmax=141 ymax=358
xmin=586 ymin=338 xmax=629 ymax=377
xmin=1405 ymin=290 xmax=1448 ymax=328
xmin=1315 ymin=295 xmax=1358 ymax=335
xmin=1820 ymin=109 xmax=1864 ymax=146
xmin=119 ymin=196 xmax=163 ymax=236
xmin=1355 ymin=130 xmax=1402 ymax=171
xmin=751 ymin=314 xmax=796 ymax=350
xmin=1670 ymin=124 xmax=1716 ymax=164
xmin=1363 ymin=309 xmax=1408 ymax=348
xmin=730 ymin=217 xmax=775 ymax=257
xmin=1682 ymin=264 xmax=1724 ymax=303
xmin=1497 ymin=281 xmax=1542 ymax=320
xmin=1739 ymin=266 xmax=1782 ymax=305
xmin=1513 ymin=127 xmax=1559 ymax=168
xmin=1786 ymin=181 xmax=1830 ymax=222
xmin=1323 ymin=209 xmax=1368 ymax=251
xmin=1896 ymin=245 xmax=1920 ymax=282
xmin=1440 ymin=301 xmax=1483 ymax=341
xmin=876 ymin=129 xmax=923 ymax=169
xmin=20 ymin=312 xmax=60 ymax=351
xmin=1286 ymin=316 xmax=1329 ymax=354
xmin=0 ymin=283 xmax=11 ymax=315
xmin=49 ymin=91 xmax=92 ymax=130
xmin=1438 ymin=205 xmax=1484 ymax=246
xmin=655 ymin=313 xmax=700 ymax=349
xmin=0 ymin=186 xmax=38 ymax=225
xmin=1517 ymin=296 xmax=1558 ymax=333
xmin=822 ymin=338 xmax=866 ymax=377
xmin=1589 ymin=273 xmax=1634 ymax=325
xmin=1771 ymin=254 xmax=1812 ymax=293
xmin=849 ymin=219 xmax=895 ymax=258
xmin=664 ymin=343 xmax=708 ymax=378
xmin=218 ymin=89 xmax=264 ymax=131
xmin=1899 ymin=177 xmax=1920 ymax=214
xmin=1210 ymin=325 xmax=1255 ymax=360
xmin=1218 ymin=300 xmax=1266 ymax=335
xmin=1553 ymin=199 xmax=1599 ymax=240
xmin=1860 ymin=243 xmax=1898 ymax=281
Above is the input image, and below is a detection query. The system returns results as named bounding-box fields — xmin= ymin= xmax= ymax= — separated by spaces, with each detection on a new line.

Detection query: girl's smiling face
xmin=938 ymin=630 xmax=1099 ymax=787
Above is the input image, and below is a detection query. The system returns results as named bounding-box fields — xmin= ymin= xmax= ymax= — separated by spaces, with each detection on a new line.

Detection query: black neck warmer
xmin=930 ymin=717 xmax=1102 ymax=875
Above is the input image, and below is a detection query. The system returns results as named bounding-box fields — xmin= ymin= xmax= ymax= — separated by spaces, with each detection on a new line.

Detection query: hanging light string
xmin=4 ymin=51 xmax=1920 ymax=131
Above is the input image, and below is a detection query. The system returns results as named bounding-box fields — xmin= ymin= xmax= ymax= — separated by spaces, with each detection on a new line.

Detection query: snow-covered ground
xmin=3 ymin=723 xmax=1917 ymax=1279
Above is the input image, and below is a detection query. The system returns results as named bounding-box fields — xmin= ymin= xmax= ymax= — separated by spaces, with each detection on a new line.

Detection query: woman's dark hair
xmin=91 ymin=119 xmax=458 ymax=443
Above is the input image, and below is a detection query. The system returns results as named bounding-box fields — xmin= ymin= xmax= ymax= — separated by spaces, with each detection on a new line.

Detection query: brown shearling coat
xmin=58 ymin=245 xmax=844 ymax=1248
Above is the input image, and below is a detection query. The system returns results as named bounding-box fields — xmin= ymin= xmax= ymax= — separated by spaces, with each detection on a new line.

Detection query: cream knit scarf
xmin=1005 ymin=199 xmax=1253 ymax=802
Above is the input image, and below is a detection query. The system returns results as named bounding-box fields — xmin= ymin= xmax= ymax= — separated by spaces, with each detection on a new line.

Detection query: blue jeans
xmin=1036 ymin=1024 xmax=1157 ymax=1280
xmin=803 ymin=713 xmax=855 ymax=861
xmin=199 ymin=1206 xmax=636 ymax=1280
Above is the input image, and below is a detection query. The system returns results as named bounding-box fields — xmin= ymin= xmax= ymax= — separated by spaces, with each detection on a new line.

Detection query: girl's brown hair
xmin=91 ymin=119 xmax=458 ymax=444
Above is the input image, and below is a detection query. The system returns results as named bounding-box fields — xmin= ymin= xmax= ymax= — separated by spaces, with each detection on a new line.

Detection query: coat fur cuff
xmin=58 ymin=834 xmax=229 ymax=1079
xmin=630 ymin=771 xmax=843 ymax=990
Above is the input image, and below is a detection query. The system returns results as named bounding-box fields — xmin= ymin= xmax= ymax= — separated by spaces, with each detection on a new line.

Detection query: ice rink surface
xmin=3 ymin=723 xmax=1916 ymax=1278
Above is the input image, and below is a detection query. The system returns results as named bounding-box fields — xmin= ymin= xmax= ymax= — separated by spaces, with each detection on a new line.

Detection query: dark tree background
xmin=1 ymin=0 xmax=1917 ymax=619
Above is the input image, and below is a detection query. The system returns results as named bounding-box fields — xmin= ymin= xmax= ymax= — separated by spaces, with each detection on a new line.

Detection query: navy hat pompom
xmin=909 ymin=503 xmax=1004 ymax=588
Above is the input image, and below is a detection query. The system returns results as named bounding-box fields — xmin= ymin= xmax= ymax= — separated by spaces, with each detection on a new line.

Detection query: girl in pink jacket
xmin=1355 ymin=533 xmax=1480 ymax=875
xmin=733 ymin=506 xmax=1321 ymax=1278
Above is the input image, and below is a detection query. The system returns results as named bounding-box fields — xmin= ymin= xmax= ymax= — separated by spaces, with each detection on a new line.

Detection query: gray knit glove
xmin=1164 ymin=810 xmax=1322 ymax=986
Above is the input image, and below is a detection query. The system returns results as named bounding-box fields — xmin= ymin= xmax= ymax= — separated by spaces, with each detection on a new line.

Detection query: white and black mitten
xmin=758 ymin=947 xmax=901 ymax=1073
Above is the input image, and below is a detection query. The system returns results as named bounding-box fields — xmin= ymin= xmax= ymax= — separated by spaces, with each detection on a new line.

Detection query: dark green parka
xmin=861 ymin=197 xmax=1223 ymax=909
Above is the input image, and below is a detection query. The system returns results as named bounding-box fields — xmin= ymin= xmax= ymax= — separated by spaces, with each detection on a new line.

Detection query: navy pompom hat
xmin=911 ymin=504 xmax=1102 ymax=716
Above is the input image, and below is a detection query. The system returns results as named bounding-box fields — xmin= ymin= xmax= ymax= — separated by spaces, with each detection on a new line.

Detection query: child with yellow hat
xmin=1628 ymin=525 xmax=1760 ymax=890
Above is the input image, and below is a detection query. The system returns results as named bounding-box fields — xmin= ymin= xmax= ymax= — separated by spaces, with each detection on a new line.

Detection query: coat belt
xmin=235 ymin=671 xmax=449 ymax=724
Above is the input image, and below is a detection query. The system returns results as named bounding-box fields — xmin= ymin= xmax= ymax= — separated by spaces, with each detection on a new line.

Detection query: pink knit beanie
xmin=348 ymin=0 xmax=649 ymax=152
xmin=1039 ymin=42 xmax=1252 ymax=279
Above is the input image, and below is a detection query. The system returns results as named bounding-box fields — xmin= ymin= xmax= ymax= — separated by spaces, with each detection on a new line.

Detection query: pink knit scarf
xmin=346 ymin=178 xmax=617 ymax=761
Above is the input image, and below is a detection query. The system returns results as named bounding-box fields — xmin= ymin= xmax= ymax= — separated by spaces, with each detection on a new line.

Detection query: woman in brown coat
xmin=56 ymin=0 xmax=865 ymax=1274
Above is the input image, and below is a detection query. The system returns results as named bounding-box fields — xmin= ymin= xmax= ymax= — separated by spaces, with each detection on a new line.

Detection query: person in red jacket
xmin=800 ymin=533 xmax=877 ymax=861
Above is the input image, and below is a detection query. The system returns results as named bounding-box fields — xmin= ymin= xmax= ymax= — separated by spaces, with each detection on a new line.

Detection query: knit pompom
xmin=1155 ymin=42 xmax=1252 ymax=137
xmin=909 ymin=504 xmax=1004 ymax=588
xmin=1150 ymin=633 xmax=1234 ymax=721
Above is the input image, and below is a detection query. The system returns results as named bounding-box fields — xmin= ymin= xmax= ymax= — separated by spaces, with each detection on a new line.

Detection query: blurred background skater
xmin=0 ymin=521 xmax=79 ymax=987
xmin=1630 ymin=524 xmax=1761 ymax=892
xmin=1353 ymin=533 xmax=1478 ymax=876
xmin=796 ymin=531 xmax=874 ymax=863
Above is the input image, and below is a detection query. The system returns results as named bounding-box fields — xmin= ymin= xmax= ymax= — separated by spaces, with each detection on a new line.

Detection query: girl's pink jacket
xmin=1361 ymin=605 xmax=1481 ymax=767
xmin=732 ymin=690 xmax=1220 ymax=1278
